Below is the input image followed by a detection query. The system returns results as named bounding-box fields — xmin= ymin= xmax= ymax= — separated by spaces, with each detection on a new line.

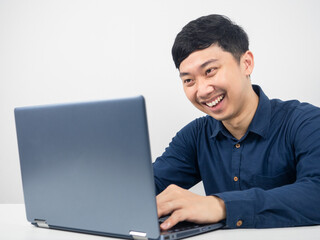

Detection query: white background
xmin=1 ymin=0 xmax=320 ymax=203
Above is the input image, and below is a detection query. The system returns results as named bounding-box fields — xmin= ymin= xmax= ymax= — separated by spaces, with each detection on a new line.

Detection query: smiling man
xmin=153 ymin=14 xmax=320 ymax=230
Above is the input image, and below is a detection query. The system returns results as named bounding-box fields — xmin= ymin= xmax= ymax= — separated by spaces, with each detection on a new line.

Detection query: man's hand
xmin=156 ymin=184 xmax=226 ymax=230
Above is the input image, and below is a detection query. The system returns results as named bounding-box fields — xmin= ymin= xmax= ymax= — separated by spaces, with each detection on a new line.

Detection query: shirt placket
xmin=232 ymin=141 xmax=242 ymax=190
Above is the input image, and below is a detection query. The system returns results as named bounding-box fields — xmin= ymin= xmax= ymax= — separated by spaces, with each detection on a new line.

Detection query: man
xmin=153 ymin=14 xmax=320 ymax=230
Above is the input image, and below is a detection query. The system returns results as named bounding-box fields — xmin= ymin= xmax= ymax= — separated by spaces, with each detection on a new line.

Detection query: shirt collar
xmin=247 ymin=85 xmax=271 ymax=139
xmin=210 ymin=84 xmax=271 ymax=139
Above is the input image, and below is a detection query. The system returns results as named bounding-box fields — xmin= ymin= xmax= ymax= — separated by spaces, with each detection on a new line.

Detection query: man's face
xmin=179 ymin=44 xmax=254 ymax=124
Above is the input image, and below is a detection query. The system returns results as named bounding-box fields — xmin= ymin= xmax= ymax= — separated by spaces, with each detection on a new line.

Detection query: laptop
xmin=14 ymin=96 xmax=224 ymax=240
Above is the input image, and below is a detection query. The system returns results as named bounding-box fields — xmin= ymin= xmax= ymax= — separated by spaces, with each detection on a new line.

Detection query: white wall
xmin=1 ymin=0 xmax=320 ymax=203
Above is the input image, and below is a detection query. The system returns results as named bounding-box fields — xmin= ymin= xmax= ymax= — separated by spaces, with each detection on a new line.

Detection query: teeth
xmin=206 ymin=95 xmax=224 ymax=107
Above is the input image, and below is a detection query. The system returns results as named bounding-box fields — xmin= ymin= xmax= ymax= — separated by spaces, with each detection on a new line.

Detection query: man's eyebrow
xmin=179 ymin=72 xmax=190 ymax=77
xmin=179 ymin=59 xmax=218 ymax=77
xmin=200 ymin=59 xmax=218 ymax=69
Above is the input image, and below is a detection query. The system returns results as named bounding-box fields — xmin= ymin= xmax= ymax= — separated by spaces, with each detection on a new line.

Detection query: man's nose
xmin=197 ymin=78 xmax=214 ymax=98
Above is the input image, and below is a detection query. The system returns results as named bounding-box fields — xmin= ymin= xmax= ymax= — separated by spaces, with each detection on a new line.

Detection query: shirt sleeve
xmin=215 ymin=104 xmax=320 ymax=228
xmin=153 ymin=119 xmax=202 ymax=195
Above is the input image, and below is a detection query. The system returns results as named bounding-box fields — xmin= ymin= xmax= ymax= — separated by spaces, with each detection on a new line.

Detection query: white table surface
xmin=1 ymin=204 xmax=319 ymax=240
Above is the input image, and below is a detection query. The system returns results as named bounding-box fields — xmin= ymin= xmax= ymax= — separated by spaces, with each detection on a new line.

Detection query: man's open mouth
xmin=205 ymin=95 xmax=225 ymax=107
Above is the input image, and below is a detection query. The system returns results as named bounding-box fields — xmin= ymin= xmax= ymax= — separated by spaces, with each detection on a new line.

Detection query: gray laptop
xmin=14 ymin=96 xmax=224 ymax=240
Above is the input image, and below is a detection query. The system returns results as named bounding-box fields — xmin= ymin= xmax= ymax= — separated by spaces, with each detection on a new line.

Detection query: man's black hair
xmin=172 ymin=14 xmax=249 ymax=69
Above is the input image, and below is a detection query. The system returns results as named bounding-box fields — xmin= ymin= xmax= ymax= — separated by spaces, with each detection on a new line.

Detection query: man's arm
xmin=153 ymin=118 xmax=227 ymax=230
xmin=153 ymin=118 xmax=203 ymax=194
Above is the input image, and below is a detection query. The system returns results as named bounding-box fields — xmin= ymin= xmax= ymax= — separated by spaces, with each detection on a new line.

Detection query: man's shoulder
xmin=178 ymin=115 xmax=217 ymax=137
xmin=270 ymin=98 xmax=320 ymax=125
xmin=271 ymin=98 xmax=319 ymax=113
xmin=189 ymin=115 xmax=218 ymax=129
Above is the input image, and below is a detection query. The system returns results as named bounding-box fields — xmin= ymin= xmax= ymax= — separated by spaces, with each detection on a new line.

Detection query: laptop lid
xmin=15 ymin=96 xmax=160 ymax=239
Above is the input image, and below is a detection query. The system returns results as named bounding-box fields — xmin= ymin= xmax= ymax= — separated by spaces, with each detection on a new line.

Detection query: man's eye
xmin=183 ymin=79 xmax=195 ymax=86
xmin=205 ymin=68 xmax=216 ymax=75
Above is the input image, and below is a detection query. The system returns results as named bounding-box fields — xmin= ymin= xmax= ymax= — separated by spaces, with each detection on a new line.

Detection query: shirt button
xmin=236 ymin=220 xmax=243 ymax=227
xmin=235 ymin=143 xmax=241 ymax=148
xmin=233 ymin=176 xmax=239 ymax=182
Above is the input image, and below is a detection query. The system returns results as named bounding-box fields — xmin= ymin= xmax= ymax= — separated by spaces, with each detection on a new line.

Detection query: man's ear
xmin=241 ymin=50 xmax=254 ymax=76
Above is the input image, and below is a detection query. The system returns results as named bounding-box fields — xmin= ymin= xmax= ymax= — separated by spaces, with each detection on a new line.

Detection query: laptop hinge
xmin=34 ymin=219 xmax=49 ymax=228
xmin=129 ymin=230 xmax=148 ymax=240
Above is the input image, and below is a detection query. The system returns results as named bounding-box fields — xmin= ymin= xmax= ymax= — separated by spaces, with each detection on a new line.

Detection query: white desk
xmin=1 ymin=204 xmax=319 ymax=240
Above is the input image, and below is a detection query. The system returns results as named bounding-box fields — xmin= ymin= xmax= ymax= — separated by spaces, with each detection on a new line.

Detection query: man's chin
xmin=203 ymin=108 xmax=226 ymax=120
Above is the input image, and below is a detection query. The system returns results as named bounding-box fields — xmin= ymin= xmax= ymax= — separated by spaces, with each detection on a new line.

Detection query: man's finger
xmin=156 ymin=185 xmax=180 ymax=203
xmin=157 ymin=201 xmax=173 ymax=217
xmin=157 ymin=198 xmax=184 ymax=218
xmin=160 ymin=209 xmax=186 ymax=230
xmin=156 ymin=185 xmax=182 ymax=217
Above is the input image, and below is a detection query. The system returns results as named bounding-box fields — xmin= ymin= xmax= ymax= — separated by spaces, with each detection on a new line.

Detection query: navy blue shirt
xmin=153 ymin=85 xmax=320 ymax=228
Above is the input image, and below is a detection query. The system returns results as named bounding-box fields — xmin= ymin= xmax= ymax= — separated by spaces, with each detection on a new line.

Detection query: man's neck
xmin=222 ymin=88 xmax=259 ymax=140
